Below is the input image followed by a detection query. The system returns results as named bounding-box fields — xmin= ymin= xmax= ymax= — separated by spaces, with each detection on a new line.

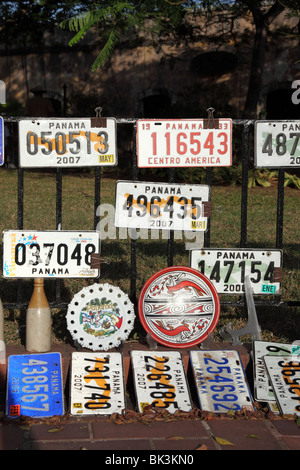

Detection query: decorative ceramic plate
xmin=138 ymin=266 xmax=220 ymax=348
xmin=67 ymin=283 xmax=135 ymax=350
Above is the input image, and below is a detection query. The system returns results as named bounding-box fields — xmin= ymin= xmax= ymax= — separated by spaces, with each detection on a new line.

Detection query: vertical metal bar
xmin=55 ymin=168 xmax=62 ymax=302
xmin=240 ymin=122 xmax=249 ymax=247
xmin=204 ymin=168 xmax=212 ymax=247
xmin=276 ymin=168 xmax=285 ymax=249
xmin=94 ymin=167 xmax=101 ymax=230
xmin=167 ymin=167 xmax=175 ymax=266
xmin=17 ymin=167 xmax=24 ymax=307
xmin=130 ymin=123 xmax=138 ymax=303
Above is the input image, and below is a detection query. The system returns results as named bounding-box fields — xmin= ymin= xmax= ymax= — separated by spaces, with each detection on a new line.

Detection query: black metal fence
xmin=1 ymin=117 xmax=299 ymax=311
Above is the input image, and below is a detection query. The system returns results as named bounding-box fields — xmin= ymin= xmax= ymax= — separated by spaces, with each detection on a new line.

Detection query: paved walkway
xmin=1 ymin=342 xmax=300 ymax=451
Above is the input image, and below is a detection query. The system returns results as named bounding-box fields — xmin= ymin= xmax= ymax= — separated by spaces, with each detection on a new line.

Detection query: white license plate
xmin=70 ymin=352 xmax=125 ymax=415
xmin=190 ymin=350 xmax=254 ymax=413
xmin=264 ymin=355 xmax=300 ymax=416
xmin=2 ymin=230 xmax=100 ymax=278
xmin=130 ymin=350 xmax=192 ymax=413
xmin=6 ymin=353 xmax=64 ymax=418
xmin=0 ymin=116 xmax=4 ymax=166
xmin=190 ymin=248 xmax=282 ymax=294
xmin=115 ymin=181 xmax=210 ymax=232
xmin=137 ymin=119 xmax=232 ymax=167
xmin=19 ymin=118 xmax=117 ymax=167
xmin=253 ymin=341 xmax=296 ymax=403
xmin=255 ymin=120 xmax=300 ymax=168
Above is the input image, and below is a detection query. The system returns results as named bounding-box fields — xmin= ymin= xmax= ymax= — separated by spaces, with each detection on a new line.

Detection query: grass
xmin=0 ymin=167 xmax=299 ymax=347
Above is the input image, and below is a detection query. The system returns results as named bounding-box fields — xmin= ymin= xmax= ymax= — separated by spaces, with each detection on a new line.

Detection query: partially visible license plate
xmin=6 ymin=353 xmax=64 ymax=418
xmin=253 ymin=341 xmax=296 ymax=403
xmin=264 ymin=355 xmax=300 ymax=416
xmin=130 ymin=350 xmax=192 ymax=413
xmin=255 ymin=120 xmax=300 ymax=168
xmin=2 ymin=230 xmax=100 ymax=278
xmin=190 ymin=350 xmax=254 ymax=413
xmin=137 ymin=119 xmax=232 ymax=167
xmin=115 ymin=181 xmax=210 ymax=232
xmin=190 ymin=248 xmax=282 ymax=294
xmin=70 ymin=352 xmax=125 ymax=415
xmin=0 ymin=116 xmax=4 ymax=166
xmin=19 ymin=118 xmax=117 ymax=167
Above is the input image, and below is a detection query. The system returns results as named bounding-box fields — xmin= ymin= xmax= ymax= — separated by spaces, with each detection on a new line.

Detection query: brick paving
xmin=1 ymin=342 xmax=300 ymax=451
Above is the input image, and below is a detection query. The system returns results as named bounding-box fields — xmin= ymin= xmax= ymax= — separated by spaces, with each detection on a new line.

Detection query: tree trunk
xmin=242 ymin=2 xmax=285 ymax=119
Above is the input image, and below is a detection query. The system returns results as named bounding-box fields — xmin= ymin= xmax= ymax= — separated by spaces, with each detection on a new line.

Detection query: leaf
xmin=195 ymin=444 xmax=208 ymax=450
xmin=48 ymin=427 xmax=63 ymax=433
xmin=166 ymin=436 xmax=184 ymax=440
xmin=246 ymin=434 xmax=260 ymax=439
xmin=214 ymin=436 xmax=235 ymax=446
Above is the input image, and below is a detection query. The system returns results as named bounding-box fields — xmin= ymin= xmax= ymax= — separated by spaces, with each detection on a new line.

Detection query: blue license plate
xmin=6 ymin=353 xmax=64 ymax=418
